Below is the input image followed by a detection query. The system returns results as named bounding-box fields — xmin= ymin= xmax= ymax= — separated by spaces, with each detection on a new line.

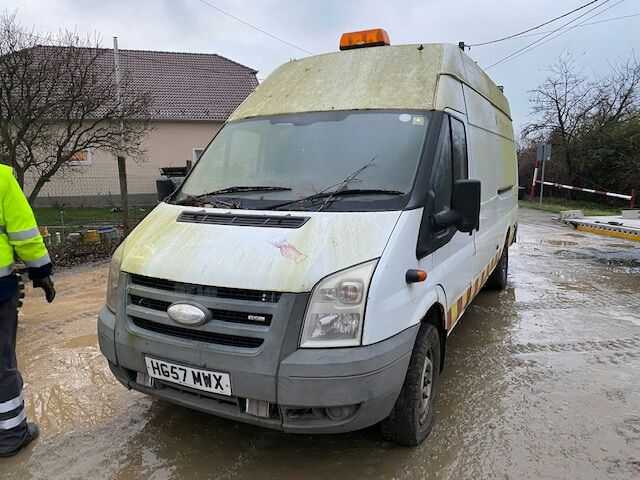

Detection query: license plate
xmin=145 ymin=357 xmax=232 ymax=396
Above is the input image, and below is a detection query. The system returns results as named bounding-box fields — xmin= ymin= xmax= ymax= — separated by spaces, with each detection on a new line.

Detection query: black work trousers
xmin=0 ymin=293 xmax=27 ymax=451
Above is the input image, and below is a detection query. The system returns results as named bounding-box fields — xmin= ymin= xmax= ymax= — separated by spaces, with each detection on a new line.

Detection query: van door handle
xmin=497 ymin=185 xmax=513 ymax=195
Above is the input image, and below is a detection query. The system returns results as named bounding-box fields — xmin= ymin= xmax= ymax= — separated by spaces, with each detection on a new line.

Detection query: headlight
xmin=300 ymin=259 xmax=378 ymax=348
xmin=105 ymin=240 xmax=127 ymax=313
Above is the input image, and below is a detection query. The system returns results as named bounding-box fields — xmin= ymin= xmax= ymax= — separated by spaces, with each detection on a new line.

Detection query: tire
xmin=485 ymin=244 xmax=508 ymax=290
xmin=380 ymin=323 xmax=441 ymax=446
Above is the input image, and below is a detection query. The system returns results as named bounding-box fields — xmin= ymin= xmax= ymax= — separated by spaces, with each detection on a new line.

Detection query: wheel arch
xmin=420 ymin=303 xmax=447 ymax=373
xmin=505 ymin=226 xmax=513 ymax=247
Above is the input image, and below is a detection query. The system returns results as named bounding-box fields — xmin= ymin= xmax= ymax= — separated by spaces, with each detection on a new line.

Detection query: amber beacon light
xmin=339 ymin=28 xmax=391 ymax=51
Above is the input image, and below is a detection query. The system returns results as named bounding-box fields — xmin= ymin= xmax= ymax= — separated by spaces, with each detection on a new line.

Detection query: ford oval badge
xmin=167 ymin=302 xmax=211 ymax=326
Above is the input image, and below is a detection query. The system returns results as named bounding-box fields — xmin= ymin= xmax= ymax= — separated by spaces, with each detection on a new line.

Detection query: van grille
xmin=131 ymin=317 xmax=264 ymax=349
xmin=177 ymin=211 xmax=309 ymax=229
xmin=129 ymin=295 xmax=272 ymax=325
xmin=130 ymin=275 xmax=281 ymax=303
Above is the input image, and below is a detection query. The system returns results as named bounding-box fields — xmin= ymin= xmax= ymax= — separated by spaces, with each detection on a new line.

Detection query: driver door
xmin=426 ymin=114 xmax=476 ymax=330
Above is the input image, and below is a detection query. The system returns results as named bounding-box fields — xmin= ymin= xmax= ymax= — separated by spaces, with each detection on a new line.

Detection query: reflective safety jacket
xmin=0 ymin=165 xmax=52 ymax=282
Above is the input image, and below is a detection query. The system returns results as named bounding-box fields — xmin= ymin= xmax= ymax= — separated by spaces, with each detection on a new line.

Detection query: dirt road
xmin=2 ymin=208 xmax=640 ymax=479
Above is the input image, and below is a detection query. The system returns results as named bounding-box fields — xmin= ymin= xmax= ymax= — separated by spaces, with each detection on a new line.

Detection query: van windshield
xmin=175 ymin=110 xmax=431 ymax=211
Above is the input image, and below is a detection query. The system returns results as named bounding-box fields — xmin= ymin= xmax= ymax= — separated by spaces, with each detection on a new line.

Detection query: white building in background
xmin=26 ymin=47 xmax=258 ymax=207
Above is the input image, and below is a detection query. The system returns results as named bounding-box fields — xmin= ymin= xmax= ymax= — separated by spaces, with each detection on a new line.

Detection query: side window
xmin=450 ymin=116 xmax=468 ymax=180
xmin=432 ymin=121 xmax=453 ymax=215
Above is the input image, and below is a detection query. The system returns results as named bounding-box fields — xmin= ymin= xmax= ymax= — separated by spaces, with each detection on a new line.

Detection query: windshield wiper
xmin=264 ymin=189 xmax=405 ymax=210
xmin=194 ymin=186 xmax=292 ymax=197
xmin=174 ymin=186 xmax=292 ymax=207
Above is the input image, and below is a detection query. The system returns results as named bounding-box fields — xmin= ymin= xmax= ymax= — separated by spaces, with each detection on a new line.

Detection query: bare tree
xmin=521 ymin=50 xmax=640 ymax=197
xmin=522 ymin=52 xmax=601 ymax=184
xmin=0 ymin=12 xmax=152 ymax=209
xmin=590 ymin=54 xmax=640 ymax=127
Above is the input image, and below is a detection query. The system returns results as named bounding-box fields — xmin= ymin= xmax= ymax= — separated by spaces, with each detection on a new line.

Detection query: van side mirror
xmin=432 ymin=179 xmax=481 ymax=233
xmin=452 ymin=179 xmax=480 ymax=232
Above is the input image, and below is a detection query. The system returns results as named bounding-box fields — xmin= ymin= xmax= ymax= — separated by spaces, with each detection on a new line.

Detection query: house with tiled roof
xmin=27 ymin=47 xmax=258 ymax=206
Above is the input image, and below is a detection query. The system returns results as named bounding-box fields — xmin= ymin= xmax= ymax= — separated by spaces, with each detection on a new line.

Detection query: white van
xmin=98 ymin=29 xmax=517 ymax=446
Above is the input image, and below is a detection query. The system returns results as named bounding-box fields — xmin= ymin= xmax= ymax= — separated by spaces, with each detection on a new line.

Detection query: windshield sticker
xmin=398 ymin=114 xmax=411 ymax=122
xmin=412 ymin=115 xmax=425 ymax=126
xmin=271 ymin=239 xmax=307 ymax=264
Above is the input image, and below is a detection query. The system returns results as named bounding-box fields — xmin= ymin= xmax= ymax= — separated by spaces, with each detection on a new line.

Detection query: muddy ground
xmin=2 ymin=208 xmax=640 ymax=479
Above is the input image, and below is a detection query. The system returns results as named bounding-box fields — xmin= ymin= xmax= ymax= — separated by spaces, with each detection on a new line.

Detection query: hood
xmin=121 ymin=203 xmax=401 ymax=293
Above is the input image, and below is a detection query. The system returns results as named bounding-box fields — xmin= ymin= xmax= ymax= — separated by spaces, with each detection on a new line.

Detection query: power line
xmin=468 ymin=0 xmax=602 ymax=47
xmin=485 ymin=0 xmax=615 ymax=70
xmin=194 ymin=0 xmax=315 ymax=56
xmin=497 ymin=0 xmax=627 ymax=65
xmin=485 ymin=12 xmax=640 ymax=42
xmin=485 ymin=0 xmax=614 ymax=69
xmin=487 ymin=0 xmax=625 ymax=70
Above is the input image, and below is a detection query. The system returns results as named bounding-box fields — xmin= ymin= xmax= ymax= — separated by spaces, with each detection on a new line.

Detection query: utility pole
xmin=539 ymin=156 xmax=546 ymax=204
xmin=536 ymin=143 xmax=552 ymax=204
xmin=113 ymin=37 xmax=130 ymax=234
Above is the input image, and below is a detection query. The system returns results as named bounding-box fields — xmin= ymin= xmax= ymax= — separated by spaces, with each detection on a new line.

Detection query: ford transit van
xmin=98 ymin=29 xmax=518 ymax=446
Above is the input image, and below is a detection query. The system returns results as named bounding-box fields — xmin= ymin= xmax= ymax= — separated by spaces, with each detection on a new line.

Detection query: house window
xmin=193 ymin=148 xmax=205 ymax=163
xmin=65 ymin=149 xmax=93 ymax=166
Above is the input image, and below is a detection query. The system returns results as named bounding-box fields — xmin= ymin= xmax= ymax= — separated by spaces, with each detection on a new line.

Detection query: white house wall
xmin=26 ymin=120 xmax=222 ymax=207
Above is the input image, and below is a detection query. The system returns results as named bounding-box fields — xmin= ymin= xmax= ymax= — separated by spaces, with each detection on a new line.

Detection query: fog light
xmin=246 ymin=399 xmax=271 ymax=418
xmin=136 ymin=372 xmax=154 ymax=387
xmin=325 ymin=405 xmax=358 ymax=421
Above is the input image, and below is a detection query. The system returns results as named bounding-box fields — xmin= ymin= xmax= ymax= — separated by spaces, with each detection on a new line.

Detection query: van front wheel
xmin=380 ymin=323 xmax=441 ymax=446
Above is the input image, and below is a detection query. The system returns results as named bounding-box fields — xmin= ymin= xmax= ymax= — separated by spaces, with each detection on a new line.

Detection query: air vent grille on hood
xmin=178 ymin=211 xmax=309 ymax=229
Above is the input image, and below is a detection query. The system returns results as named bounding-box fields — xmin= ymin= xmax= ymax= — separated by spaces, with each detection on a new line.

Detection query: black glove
xmin=33 ymin=277 xmax=56 ymax=303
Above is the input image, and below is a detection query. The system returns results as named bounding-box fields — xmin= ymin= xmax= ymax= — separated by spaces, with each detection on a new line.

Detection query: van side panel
xmin=457 ymin=52 xmax=511 ymax=119
xmin=496 ymin=130 xmax=518 ymax=246
xmin=362 ymin=209 xmax=439 ymax=345
xmin=434 ymin=75 xmax=467 ymax=115
xmin=463 ymin=85 xmax=513 ymax=140
xmin=463 ymin=85 xmax=513 ymax=286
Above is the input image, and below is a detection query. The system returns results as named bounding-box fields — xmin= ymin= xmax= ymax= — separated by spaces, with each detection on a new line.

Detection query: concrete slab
xmin=622 ymin=209 xmax=640 ymax=219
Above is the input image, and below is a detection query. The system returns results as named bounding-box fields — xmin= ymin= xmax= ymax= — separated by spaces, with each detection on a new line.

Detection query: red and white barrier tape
xmin=534 ymin=180 xmax=632 ymax=200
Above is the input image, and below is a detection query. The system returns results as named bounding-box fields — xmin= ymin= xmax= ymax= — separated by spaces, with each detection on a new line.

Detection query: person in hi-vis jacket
xmin=0 ymin=164 xmax=55 ymax=457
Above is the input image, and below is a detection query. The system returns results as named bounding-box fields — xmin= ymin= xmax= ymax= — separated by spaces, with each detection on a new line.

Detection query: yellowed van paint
xmin=230 ymin=44 xmax=510 ymax=122
xmin=434 ymin=75 xmax=466 ymax=115
xmin=120 ymin=203 xmax=402 ymax=292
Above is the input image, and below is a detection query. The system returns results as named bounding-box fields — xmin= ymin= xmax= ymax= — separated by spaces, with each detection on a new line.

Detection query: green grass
xmin=34 ymin=207 xmax=152 ymax=227
xmin=519 ymin=199 xmax=621 ymax=216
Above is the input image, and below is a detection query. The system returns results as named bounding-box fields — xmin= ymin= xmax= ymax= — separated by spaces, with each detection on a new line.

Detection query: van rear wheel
xmin=380 ymin=323 xmax=440 ymax=446
xmin=485 ymin=244 xmax=508 ymax=290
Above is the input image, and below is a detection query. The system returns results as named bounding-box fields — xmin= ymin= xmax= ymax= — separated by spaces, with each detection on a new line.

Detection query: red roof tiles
xmin=34 ymin=46 xmax=259 ymax=121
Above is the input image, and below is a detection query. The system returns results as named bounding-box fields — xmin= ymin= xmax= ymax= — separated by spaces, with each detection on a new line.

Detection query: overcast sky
xmin=5 ymin=0 xmax=639 ymax=132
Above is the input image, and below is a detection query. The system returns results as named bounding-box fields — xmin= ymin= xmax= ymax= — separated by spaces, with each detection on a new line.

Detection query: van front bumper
xmin=98 ymin=305 xmax=418 ymax=433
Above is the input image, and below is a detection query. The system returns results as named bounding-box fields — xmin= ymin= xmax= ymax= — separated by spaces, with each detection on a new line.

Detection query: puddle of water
xmin=62 ymin=334 xmax=97 ymax=349
xmin=539 ymin=238 xmax=579 ymax=247
xmin=3 ymin=211 xmax=640 ymax=480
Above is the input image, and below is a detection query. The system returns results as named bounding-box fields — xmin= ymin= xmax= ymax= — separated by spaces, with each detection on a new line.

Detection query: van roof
xmin=229 ymin=43 xmax=510 ymax=122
